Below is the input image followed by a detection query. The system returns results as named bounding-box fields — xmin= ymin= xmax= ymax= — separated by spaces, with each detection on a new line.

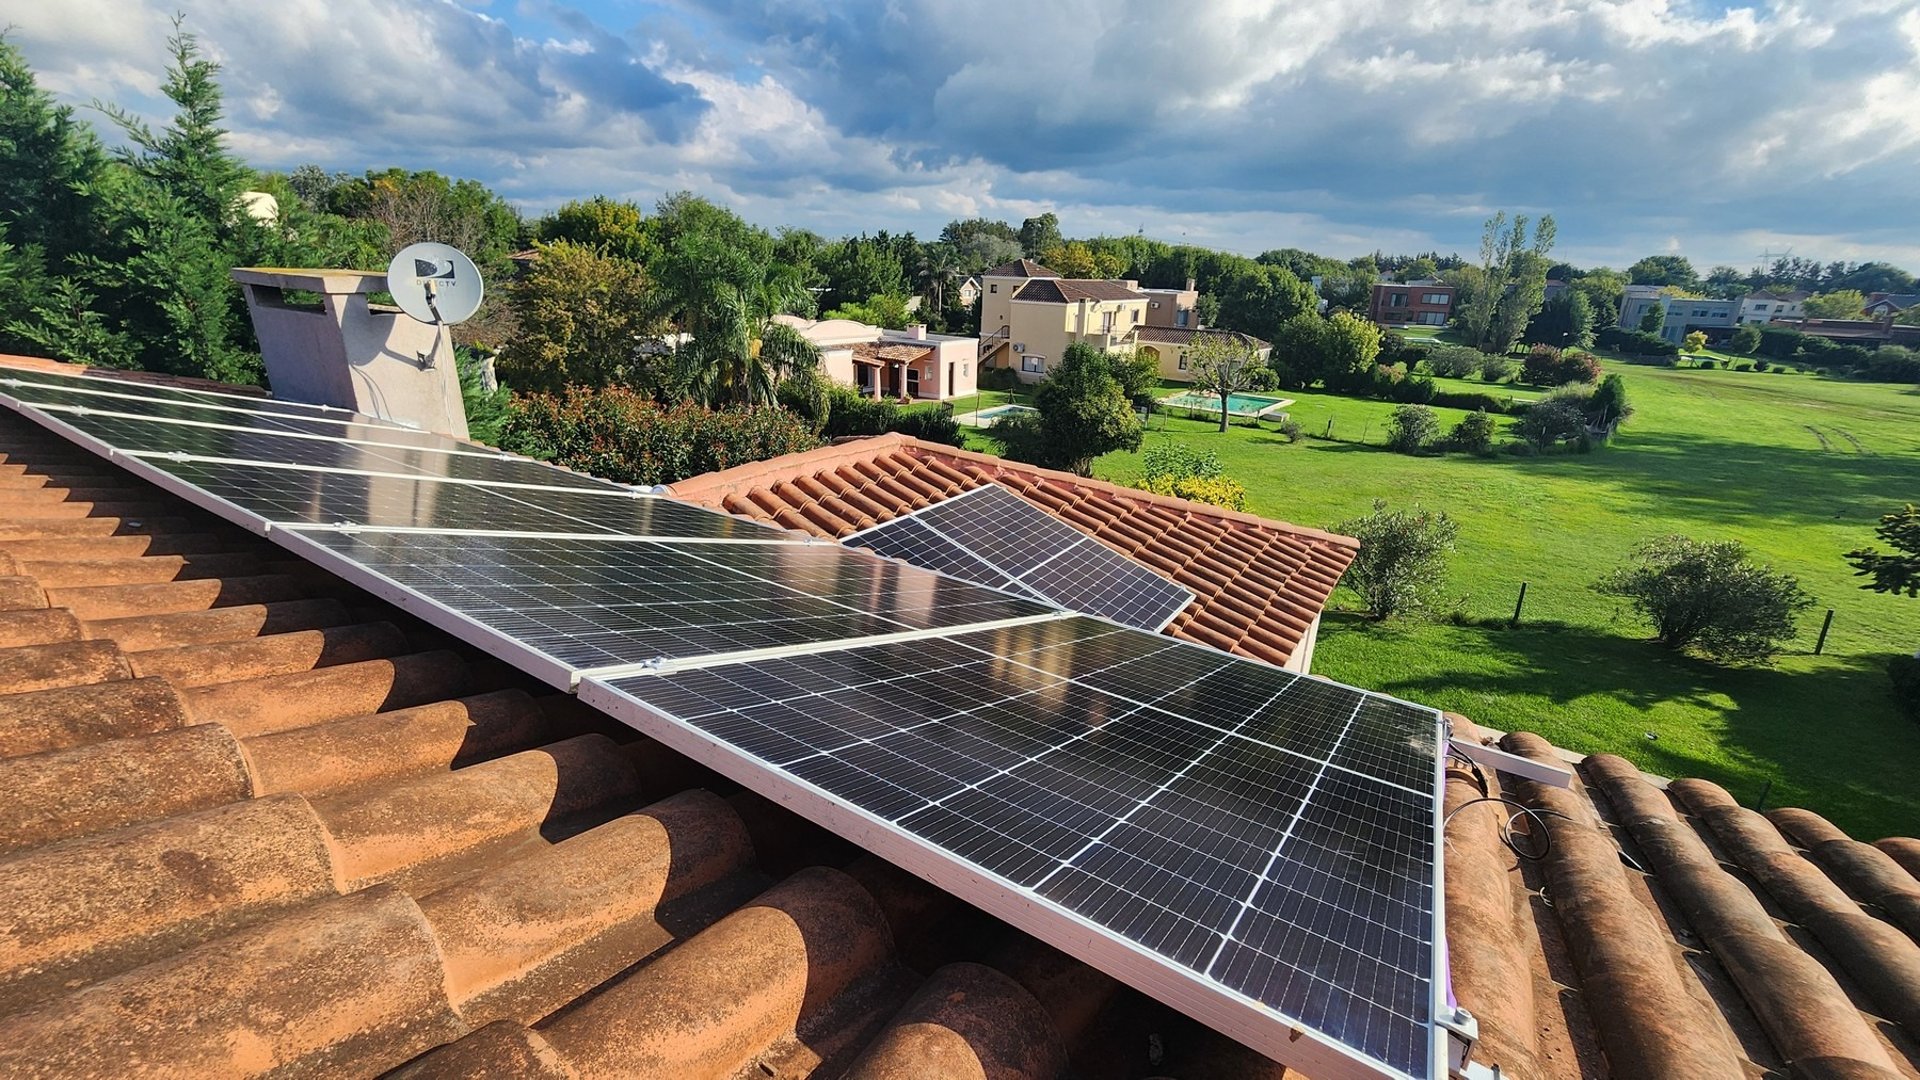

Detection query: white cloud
xmin=0 ymin=0 xmax=1916 ymax=268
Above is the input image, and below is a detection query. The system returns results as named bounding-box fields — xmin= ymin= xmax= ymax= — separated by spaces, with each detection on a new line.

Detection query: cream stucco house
xmin=772 ymin=316 xmax=979 ymax=401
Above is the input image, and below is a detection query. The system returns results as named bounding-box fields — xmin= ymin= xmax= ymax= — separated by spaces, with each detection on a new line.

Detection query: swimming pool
xmin=1157 ymin=391 xmax=1294 ymax=417
xmin=959 ymin=403 xmax=1040 ymax=426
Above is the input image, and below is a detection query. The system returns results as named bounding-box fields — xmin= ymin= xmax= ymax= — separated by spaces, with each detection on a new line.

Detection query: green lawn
xmin=991 ymin=363 xmax=1920 ymax=838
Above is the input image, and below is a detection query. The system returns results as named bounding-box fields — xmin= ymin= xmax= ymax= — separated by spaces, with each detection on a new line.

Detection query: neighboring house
xmin=1736 ymin=289 xmax=1809 ymax=325
xmin=1617 ymin=286 xmax=1738 ymax=344
xmin=1140 ymin=279 xmax=1199 ymax=328
xmin=772 ymin=315 xmax=978 ymax=401
xmin=1770 ymin=316 xmax=1920 ymax=348
xmin=1864 ymin=292 xmax=1919 ymax=317
xmin=1367 ymin=280 xmax=1454 ymax=327
xmin=955 ymin=275 xmax=982 ymax=309
xmin=1135 ymin=326 xmax=1271 ymax=382
xmin=2 ymin=350 xmax=1918 ymax=1080
xmin=976 ymin=260 xmax=1151 ymax=382
xmin=1542 ymin=279 xmax=1570 ymax=303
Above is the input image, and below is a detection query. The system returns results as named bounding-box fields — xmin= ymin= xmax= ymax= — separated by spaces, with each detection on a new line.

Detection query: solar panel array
xmin=847 ymin=484 xmax=1196 ymax=632
xmin=0 ymin=363 xmax=1449 ymax=1080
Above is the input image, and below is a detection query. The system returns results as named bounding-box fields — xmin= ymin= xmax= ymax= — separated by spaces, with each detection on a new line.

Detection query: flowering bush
xmin=498 ymin=386 xmax=819 ymax=487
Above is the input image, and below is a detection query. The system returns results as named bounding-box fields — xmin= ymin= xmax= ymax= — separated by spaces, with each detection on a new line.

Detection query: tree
xmin=1511 ymin=398 xmax=1587 ymax=451
xmin=538 ymin=196 xmax=649 ymax=263
xmin=1639 ymin=303 xmax=1666 ymax=335
xmin=1017 ymin=213 xmax=1062 ymax=259
xmin=1332 ymin=500 xmax=1460 ymax=620
xmin=85 ymin=20 xmax=264 ymax=383
xmin=1683 ymin=330 xmax=1707 ymax=354
xmin=1526 ymin=290 xmax=1595 ymax=349
xmin=1187 ymin=332 xmax=1262 ymax=431
xmin=1846 ymin=504 xmax=1920 ymax=597
xmin=1596 ymin=537 xmax=1814 ymax=663
xmin=1458 ymin=212 xmax=1556 ymax=352
xmin=1386 ymin=404 xmax=1440 ymax=454
xmin=0 ymin=36 xmax=108 ymax=266
xmin=1213 ymin=262 xmax=1316 ymax=342
xmin=495 ymin=240 xmax=663 ymax=394
xmin=332 ymin=167 xmax=523 ymax=271
xmin=914 ymin=242 xmax=963 ymax=313
xmin=1729 ymin=324 xmax=1761 ymax=355
xmin=1803 ymin=290 xmax=1867 ymax=319
xmin=1320 ymin=310 xmax=1383 ymax=390
xmin=1039 ymin=240 xmax=1126 ymax=279
xmin=823 ymin=293 xmax=912 ymax=329
xmin=996 ymin=341 xmax=1142 ymax=475
xmin=1589 ymin=373 xmax=1630 ymax=427
xmin=1111 ymin=347 xmax=1160 ymax=407
xmin=1627 ymin=255 xmax=1700 ymax=290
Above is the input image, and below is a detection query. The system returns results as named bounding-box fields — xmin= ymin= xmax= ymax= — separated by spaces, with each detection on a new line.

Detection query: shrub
xmin=1522 ymin=344 xmax=1602 ymax=386
xmin=1729 ymin=324 xmax=1761 ymax=355
xmin=1735 ymin=362 xmax=1754 ymax=372
xmin=1597 ymin=326 xmax=1680 ymax=358
xmin=1754 ymin=360 xmax=1771 ymax=373
xmin=816 ymin=384 xmax=898 ymax=437
xmin=1589 ymin=373 xmax=1631 ymax=426
xmin=1386 ymin=404 xmax=1441 ymax=454
xmin=1510 ymin=398 xmax=1587 ymax=451
xmin=1242 ymin=365 xmax=1281 ymax=392
xmin=1891 ymin=655 xmax=1920 ymax=721
xmin=1697 ymin=359 xmax=1716 ymax=369
xmin=890 ymin=408 xmax=964 ymax=446
xmin=1594 ymin=536 xmax=1814 ymax=663
xmin=1429 ymin=389 xmax=1514 ymax=414
xmin=978 ymin=366 xmax=1023 ymax=391
xmin=1864 ymin=345 xmax=1920 ymax=384
xmin=498 ymin=386 xmax=820 ymax=487
xmin=1478 ymin=353 xmax=1517 ymax=382
xmin=1136 ymin=443 xmax=1246 ymax=509
xmin=1427 ymin=344 xmax=1484 ymax=379
xmin=1275 ymin=417 xmax=1303 ymax=443
xmin=1755 ymin=325 xmax=1805 ymax=360
xmin=1331 ymin=500 xmax=1460 ymax=620
xmin=1448 ymin=409 xmax=1497 ymax=456
xmin=1142 ymin=473 xmax=1248 ymax=511
xmin=1390 ymin=374 xmax=1438 ymax=404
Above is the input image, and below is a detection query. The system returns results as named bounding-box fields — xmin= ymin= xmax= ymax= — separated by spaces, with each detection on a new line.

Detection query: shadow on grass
xmin=1320 ymin=612 xmax=1919 ymax=838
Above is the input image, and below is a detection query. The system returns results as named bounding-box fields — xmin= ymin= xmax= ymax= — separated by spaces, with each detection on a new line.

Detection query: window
xmin=1133 ymin=309 xmax=1141 ymax=323
xmin=1388 ymin=293 xmax=1408 ymax=307
xmin=1417 ymin=311 xmax=1446 ymax=325
xmin=1150 ymin=301 xmax=1161 ymax=308
xmin=905 ymin=368 xmax=921 ymax=396
xmin=1023 ymin=354 xmax=1045 ymax=373
xmin=1178 ymin=354 xmax=1188 ymax=371
xmin=1176 ymin=309 xmax=1190 ymax=327
xmin=962 ymin=363 xmax=969 ymax=376
xmin=1423 ymin=293 xmax=1449 ymax=305
xmin=989 ymin=284 xmax=998 ymax=294
xmin=1102 ymin=311 xmax=1114 ymax=332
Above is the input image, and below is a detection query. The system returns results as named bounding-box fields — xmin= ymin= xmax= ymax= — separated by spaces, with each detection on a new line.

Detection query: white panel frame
xmin=582 ymin=673 xmax=1437 ymax=1080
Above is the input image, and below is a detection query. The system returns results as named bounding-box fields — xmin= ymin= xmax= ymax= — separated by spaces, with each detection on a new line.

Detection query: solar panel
xmin=1 ymin=367 xmax=1451 ymax=1079
xmin=287 ymin=530 xmax=1057 ymax=684
xmin=849 ymin=484 xmax=1194 ymax=631
xmin=581 ymin=616 xmax=1444 ymax=1079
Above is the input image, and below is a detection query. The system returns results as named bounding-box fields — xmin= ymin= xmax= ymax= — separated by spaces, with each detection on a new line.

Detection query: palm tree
xmin=916 ymin=243 xmax=961 ymax=318
xmin=675 ymin=262 xmax=820 ymax=407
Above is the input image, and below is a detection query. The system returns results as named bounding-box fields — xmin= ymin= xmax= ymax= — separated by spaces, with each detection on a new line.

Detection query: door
xmin=947 ymin=362 xmax=955 ymax=397
xmin=906 ymin=367 xmax=921 ymax=397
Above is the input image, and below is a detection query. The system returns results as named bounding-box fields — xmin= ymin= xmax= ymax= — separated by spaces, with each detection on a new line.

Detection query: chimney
xmin=232 ymin=267 xmax=469 ymax=438
xmin=1124 ymin=280 xmax=1139 ymax=291
xmin=1185 ymin=277 xmax=1196 ymax=292
xmin=906 ymin=323 xmax=928 ymax=340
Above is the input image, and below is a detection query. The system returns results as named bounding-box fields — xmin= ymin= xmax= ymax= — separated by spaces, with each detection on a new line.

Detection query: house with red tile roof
xmin=2 ymin=350 xmax=1919 ymax=1079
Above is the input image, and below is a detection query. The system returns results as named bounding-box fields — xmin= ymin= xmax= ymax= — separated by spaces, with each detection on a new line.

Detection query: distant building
xmin=1736 ymin=289 xmax=1809 ymax=325
xmin=1617 ymin=286 xmax=1737 ymax=344
xmin=1367 ymin=280 xmax=1454 ymax=328
xmin=977 ymin=259 xmax=1150 ymax=383
xmin=1771 ymin=316 xmax=1920 ymax=349
xmin=1543 ymin=279 xmax=1570 ymax=303
xmin=771 ymin=316 xmax=979 ymax=401
xmin=1135 ymin=327 xmax=1271 ymax=383
xmin=955 ymin=276 xmax=982 ymax=309
xmin=1864 ymin=292 xmax=1919 ymax=318
xmin=1140 ymin=279 xmax=1199 ymax=328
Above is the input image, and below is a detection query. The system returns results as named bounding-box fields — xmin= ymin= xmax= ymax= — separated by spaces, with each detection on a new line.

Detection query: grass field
xmin=972 ymin=362 xmax=1920 ymax=839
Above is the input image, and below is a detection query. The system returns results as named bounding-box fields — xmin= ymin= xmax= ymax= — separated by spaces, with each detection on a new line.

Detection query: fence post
xmin=1324 ymin=418 xmax=1334 ymax=439
xmin=1511 ymin=582 xmax=1528 ymax=627
xmin=1814 ymin=609 xmax=1835 ymax=655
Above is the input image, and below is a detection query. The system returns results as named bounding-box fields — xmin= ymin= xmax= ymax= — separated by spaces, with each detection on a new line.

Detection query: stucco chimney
xmin=1185 ymin=277 xmax=1196 ymax=292
xmin=1124 ymin=280 xmax=1139 ymax=291
xmin=906 ymin=324 xmax=927 ymax=340
xmin=232 ymin=267 xmax=469 ymax=438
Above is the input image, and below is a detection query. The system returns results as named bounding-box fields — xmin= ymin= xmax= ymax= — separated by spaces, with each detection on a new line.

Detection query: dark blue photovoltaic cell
xmin=848 ymin=485 xmax=1193 ymax=631
xmin=587 ymin=615 xmax=1443 ymax=1078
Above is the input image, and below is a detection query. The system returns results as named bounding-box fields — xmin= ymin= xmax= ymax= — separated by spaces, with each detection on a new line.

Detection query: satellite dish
xmin=386 ymin=242 xmax=484 ymax=325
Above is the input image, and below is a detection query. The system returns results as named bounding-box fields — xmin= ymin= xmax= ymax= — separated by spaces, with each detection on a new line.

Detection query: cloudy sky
xmin=7 ymin=0 xmax=1920 ymax=270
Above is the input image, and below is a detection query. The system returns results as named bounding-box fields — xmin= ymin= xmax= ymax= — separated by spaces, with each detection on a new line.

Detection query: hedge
xmin=497 ymin=387 xmax=820 ymax=487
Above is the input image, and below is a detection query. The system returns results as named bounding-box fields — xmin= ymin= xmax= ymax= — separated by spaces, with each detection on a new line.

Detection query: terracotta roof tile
xmin=1010 ymin=277 xmax=1147 ymax=304
xmin=668 ymin=433 xmax=1358 ymax=671
xmin=5 ymin=387 xmax=1920 ymax=1079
